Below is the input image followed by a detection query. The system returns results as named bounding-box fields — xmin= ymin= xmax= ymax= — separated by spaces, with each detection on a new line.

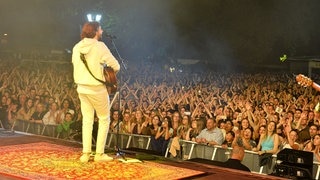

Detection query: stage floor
xmin=0 ymin=130 xmax=287 ymax=180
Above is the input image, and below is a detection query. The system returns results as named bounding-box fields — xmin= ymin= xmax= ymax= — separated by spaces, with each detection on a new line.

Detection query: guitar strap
xmin=80 ymin=53 xmax=113 ymax=87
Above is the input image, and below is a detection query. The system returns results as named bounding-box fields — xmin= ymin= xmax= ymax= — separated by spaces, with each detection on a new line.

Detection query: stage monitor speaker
xmin=277 ymin=148 xmax=313 ymax=165
xmin=272 ymin=148 xmax=313 ymax=180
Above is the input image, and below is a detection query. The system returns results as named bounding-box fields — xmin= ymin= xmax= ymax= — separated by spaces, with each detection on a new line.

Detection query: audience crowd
xmin=1 ymin=58 xmax=320 ymax=162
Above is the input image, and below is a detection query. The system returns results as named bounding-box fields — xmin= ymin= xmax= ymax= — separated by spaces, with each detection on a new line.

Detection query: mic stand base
xmin=114 ymin=146 xmax=127 ymax=161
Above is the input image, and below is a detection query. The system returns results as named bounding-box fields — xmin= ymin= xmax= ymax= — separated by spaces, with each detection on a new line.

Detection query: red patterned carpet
xmin=0 ymin=142 xmax=204 ymax=180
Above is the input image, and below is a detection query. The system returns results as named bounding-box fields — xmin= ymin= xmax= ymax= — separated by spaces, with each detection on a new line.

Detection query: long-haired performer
xmin=72 ymin=21 xmax=120 ymax=162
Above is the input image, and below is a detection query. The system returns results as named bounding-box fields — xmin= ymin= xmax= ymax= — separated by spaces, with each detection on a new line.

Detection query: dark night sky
xmin=1 ymin=0 xmax=320 ymax=67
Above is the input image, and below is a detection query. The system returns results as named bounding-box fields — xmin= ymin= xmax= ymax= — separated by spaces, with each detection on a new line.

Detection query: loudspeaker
xmin=277 ymin=148 xmax=313 ymax=165
xmin=272 ymin=149 xmax=313 ymax=179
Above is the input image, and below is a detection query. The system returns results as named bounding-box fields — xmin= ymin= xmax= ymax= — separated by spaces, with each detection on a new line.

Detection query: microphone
xmin=104 ymin=33 xmax=117 ymax=39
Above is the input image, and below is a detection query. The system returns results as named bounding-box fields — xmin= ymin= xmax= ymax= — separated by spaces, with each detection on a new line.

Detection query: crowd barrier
xmin=105 ymin=132 xmax=320 ymax=179
xmin=11 ymin=119 xmax=320 ymax=179
xmin=14 ymin=119 xmax=58 ymax=137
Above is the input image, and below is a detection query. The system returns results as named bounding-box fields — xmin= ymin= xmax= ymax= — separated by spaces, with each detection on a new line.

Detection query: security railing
xmin=106 ymin=133 xmax=320 ymax=179
xmin=12 ymin=119 xmax=320 ymax=179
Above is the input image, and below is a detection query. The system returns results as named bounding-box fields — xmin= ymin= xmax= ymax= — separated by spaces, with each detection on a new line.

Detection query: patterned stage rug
xmin=0 ymin=142 xmax=204 ymax=180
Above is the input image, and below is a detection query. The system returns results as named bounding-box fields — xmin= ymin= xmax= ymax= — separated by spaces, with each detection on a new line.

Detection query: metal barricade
xmin=10 ymin=128 xmax=320 ymax=179
xmin=128 ymin=134 xmax=151 ymax=150
xmin=106 ymin=132 xmax=131 ymax=149
xmin=14 ymin=119 xmax=28 ymax=132
xmin=106 ymin=133 xmax=151 ymax=150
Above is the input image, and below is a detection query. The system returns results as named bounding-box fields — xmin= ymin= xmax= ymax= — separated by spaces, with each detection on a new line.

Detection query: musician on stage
xmin=72 ymin=21 xmax=120 ymax=162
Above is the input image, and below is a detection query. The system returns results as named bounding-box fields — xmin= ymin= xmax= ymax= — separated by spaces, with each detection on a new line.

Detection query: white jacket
xmin=72 ymin=38 xmax=120 ymax=91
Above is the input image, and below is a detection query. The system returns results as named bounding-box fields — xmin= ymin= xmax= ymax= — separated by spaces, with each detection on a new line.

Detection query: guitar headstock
xmin=296 ymin=74 xmax=313 ymax=87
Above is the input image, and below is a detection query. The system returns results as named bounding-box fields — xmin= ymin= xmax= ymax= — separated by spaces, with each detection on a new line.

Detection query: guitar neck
xmin=312 ymin=82 xmax=320 ymax=92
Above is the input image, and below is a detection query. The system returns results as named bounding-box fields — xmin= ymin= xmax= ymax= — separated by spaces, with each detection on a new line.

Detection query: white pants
xmin=78 ymin=92 xmax=110 ymax=154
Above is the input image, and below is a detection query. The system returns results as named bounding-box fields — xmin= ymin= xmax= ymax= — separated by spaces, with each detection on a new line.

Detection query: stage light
xmin=86 ymin=14 xmax=102 ymax=22
xmin=280 ymin=54 xmax=287 ymax=62
xmin=86 ymin=14 xmax=93 ymax=22
xmin=95 ymin=14 xmax=102 ymax=22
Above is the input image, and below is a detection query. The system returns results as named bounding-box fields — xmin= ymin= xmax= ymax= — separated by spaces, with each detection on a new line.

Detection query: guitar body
xmin=104 ymin=66 xmax=117 ymax=95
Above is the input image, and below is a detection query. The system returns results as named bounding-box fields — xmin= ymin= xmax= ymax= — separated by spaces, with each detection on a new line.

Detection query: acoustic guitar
xmin=296 ymin=74 xmax=320 ymax=92
xmin=104 ymin=66 xmax=117 ymax=95
xmin=80 ymin=53 xmax=118 ymax=95
xmin=296 ymin=74 xmax=320 ymax=112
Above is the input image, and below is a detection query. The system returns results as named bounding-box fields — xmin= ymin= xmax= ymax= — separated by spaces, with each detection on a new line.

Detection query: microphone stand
xmin=103 ymin=34 xmax=127 ymax=161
